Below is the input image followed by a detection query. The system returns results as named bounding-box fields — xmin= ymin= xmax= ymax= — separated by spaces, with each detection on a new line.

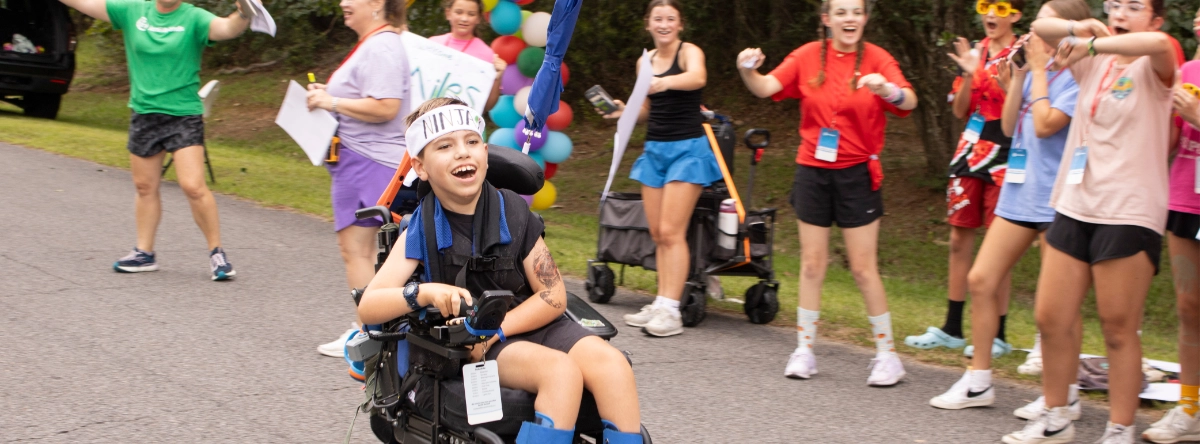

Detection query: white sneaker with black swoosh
xmin=930 ymin=370 xmax=995 ymax=409
xmin=1002 ymin=406 xmax=1075 ymax=444
xmin=1015 ymin=385 xmax=1082 ymax=421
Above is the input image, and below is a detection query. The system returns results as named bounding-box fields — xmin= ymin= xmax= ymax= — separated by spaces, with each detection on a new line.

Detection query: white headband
xmin=403 ymin=104 xmax=486 ymax=186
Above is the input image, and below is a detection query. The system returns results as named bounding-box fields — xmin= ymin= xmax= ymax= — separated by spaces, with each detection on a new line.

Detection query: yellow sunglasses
xmin=976 ymin=0 xmax=1014 ymax=17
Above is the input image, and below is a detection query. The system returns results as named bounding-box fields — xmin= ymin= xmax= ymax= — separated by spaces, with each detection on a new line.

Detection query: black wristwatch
xmin=403 ymin=281 xmax=421 ymax=311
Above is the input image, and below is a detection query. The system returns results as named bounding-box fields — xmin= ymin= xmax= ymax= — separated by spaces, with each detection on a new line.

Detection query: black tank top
xmin=646 ymin=42 xmax=705 ymax=142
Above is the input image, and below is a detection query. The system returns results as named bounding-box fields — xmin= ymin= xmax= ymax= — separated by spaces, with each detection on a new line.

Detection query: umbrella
xmin=519 ymin=0 xmax=582 ymax=154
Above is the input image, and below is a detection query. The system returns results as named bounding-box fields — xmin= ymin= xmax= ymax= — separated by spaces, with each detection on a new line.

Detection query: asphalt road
xmin=0 ymin=141 xmax=1146 ymax=443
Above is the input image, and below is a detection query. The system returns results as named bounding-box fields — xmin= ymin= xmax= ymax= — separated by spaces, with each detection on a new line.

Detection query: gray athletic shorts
xmin=127 ymin=112 xmax=205 ymax=158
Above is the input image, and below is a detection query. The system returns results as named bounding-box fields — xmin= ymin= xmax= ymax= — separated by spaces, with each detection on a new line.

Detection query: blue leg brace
xmin=602 ymin=420 xmax=644 ymax=444
xmin=515 ymin=412 xmax=574 ymax=444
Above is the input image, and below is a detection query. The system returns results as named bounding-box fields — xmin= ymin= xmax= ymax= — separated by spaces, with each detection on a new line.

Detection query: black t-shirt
xmin=444 ymin=208 xmax=544 ymax=262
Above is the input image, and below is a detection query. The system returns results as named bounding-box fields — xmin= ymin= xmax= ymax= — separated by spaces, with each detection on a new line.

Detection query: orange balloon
xmin=491 ymin=35 xmax=527 ymax=65
xmin=546 ymin=101 xmax=573 ymax=131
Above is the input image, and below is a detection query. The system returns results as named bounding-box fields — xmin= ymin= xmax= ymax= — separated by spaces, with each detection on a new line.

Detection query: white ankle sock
xmin=798 ymin=308 xmax=819 ymax=352
xmin=654 ymin=296 xmax=680 ymax=315
xmin=1032 ymin=331 xmax=1042 ymax=355
xmin=868 ymin=312 xmax=896 ymax=356
xmin=968 ymin=368 xmax=993 ymax=391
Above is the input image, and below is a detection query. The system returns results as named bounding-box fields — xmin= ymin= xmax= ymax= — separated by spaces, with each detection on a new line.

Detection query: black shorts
xmin=1000 ymin=216 xmax=1052 ymax=232
xmin=1045 ymin=212 xmax=1162 ymax=274
xmin=484 ymin=315 xmax=595 ymax=360
xmin=127 ymin=112 xmax=205 ymax=158
xmin=788 ymin=163 xmax=882 ymax=228
xmin=1167 ymin=210 xmax=1200 ymax=240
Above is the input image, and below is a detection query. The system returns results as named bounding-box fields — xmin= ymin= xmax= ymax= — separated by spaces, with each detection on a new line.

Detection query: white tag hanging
xmin=462 ymin=360 xmax=503 ymax=425
xmin=1066 ymin=146 xmax=1088 ymax=185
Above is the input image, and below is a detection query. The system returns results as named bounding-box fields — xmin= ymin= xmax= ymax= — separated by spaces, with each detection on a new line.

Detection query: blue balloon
xmin=529 ymin=151 xmax=546 ymax=170
xmin=540 ymin=131 xmax=573 ymax=163
xmin=488 ymin=128 xmax=518 ymax=149
xmin=489 ymin=2 xmax=523 ymax=36
xmin=488 ymin=95 xmax=521 ymax=129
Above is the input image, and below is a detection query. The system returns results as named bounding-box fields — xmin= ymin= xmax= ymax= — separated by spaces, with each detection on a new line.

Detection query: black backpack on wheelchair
xmin=349 ymin=146 xmax=652 ymax=444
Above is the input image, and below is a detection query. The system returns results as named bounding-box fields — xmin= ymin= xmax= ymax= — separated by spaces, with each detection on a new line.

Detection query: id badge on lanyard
xmin=1066 ymin=146 xmax=1088 ymax=185
xmin=462 ymin=360 xmax=504 ymax=425
xmin=816 ymin=128 xmax=840 ymax=162
xmin=1007 ymin=147 xmax=1028 ymax=184
xmin=963 ymin=113 xmax=986 ymax=144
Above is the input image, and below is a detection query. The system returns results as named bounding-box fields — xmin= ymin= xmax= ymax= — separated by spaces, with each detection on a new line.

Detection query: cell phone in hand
xmin=586 ymin=85 xmax=619 ymax=114
xmin=1010 ymin=46 xmax=1027 ymax=71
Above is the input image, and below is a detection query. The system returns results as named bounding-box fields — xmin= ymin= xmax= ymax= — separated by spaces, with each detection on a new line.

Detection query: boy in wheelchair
xmin=357 ymin=98 xmax=644 ymax=444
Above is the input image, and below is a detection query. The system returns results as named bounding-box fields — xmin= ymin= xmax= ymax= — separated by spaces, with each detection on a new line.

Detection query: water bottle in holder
xmin=718 ymin=198 xmax=738 ymax=250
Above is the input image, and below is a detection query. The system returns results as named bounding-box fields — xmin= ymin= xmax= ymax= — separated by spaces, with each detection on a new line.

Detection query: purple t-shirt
xmin=1172 ymin=62 xmax=1200 ymax=215
xmin=327 ymin=31 xmax=411 ymax=168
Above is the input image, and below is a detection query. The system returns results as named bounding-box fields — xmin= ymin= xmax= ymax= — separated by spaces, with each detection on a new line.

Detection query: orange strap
xmin=376 ymin=153 xmax=414 ymax=223
xmin=702 ymin=123 xmax=751 ymax=268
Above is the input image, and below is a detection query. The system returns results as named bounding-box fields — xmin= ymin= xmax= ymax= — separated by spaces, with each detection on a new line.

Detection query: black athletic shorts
xmin=788 ymin=162 xmax=882 ymax=228
xmin=1167 ymin=210 xmax=1200 ymax=240
xmin=1045 ymin=212 xmax=1162 ymax=274
xmin=1000 ymin=216 xmax=1052 ymax=232
xmin=127 ymin=112 xmax=205 ymax=158
xmin=484 ymin=315 xmax=595 ymax=360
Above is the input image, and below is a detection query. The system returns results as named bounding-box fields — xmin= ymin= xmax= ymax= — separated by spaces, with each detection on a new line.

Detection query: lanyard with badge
xmin=1068 ymin=59 xmax=1126 ymax=185
xmin=1006 ymin=67 xmax=1067 ymax=184
xmin=815 ymin=42 xmax=850 ymax=163
xmin=963 ymin=39 xmax=1005 ymax=144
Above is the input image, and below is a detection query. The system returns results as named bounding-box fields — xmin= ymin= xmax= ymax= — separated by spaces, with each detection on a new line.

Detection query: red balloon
xmin=546 ymin=101 xmax=573 ymax=131
xmin=491 ymin=36 xmax=527 ymax=65
xmin=514 ymin=0 xmax=535 ymax=4
xmin=544 ymin=162 xmax=558 ymax=180
xmin=560 ymin=62 xmax=570 ymax=86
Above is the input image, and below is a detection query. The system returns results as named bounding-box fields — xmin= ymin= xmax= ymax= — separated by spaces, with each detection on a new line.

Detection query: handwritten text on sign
xmin=400 ymin=32 xmax=496 ymax=114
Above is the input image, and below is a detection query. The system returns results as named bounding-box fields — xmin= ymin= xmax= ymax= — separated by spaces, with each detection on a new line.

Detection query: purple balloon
xmin=513 ymin=119 xmax=547 ymax=152
xmin=521 ymin=194 xmax=534 ymax=206
xmin=500 ymin=65 xmax=534 ymax=96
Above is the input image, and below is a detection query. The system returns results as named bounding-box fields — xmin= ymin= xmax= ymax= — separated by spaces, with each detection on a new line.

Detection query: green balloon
xmin=513 ymin=10 xmax=532 ymax=40
xmin=517 ymin=47 xmax=545 ymax=78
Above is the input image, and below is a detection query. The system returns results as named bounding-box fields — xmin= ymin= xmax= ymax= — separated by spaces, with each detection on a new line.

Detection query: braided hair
xmin=808 ymin=0 xmax=866 ymax=91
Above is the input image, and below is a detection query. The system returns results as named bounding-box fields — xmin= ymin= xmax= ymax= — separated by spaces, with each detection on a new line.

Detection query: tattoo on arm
xmin=533 ymin=246 xmax=562 ymax=290
xmin=537 ymin=290 xmax=563 ymax=310
xmin=532 ymin=246 xmax=563 ymax=309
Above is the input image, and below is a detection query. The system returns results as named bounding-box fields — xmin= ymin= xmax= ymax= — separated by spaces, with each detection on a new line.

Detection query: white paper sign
xmin=601 ymin=50 xmax=653 ymax=201
xmin=401 ymin=32 xmax=496 ymax=114
xmin=462 ymin=361 xmax=503 ymax=425
xmin=274 ymin=80 xmax=339 ymax=166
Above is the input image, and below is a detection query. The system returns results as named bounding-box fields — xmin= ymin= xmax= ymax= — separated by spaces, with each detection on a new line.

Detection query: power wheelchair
xmin=347 ymin=146 xmax=653 ymax=444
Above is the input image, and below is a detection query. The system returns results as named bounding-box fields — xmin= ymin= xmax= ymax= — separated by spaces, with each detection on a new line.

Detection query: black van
xmin=0 ymin=0 xmax=76 ymax=119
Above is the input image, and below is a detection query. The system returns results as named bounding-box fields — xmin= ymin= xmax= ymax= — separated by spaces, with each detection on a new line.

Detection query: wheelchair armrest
xmin=407 ymin=333 xmax=473 ymax=360
xmin=355 ymin=205 xmax=394 ymax=225
xmin=565 ymin=292 xmax=618 ymax=340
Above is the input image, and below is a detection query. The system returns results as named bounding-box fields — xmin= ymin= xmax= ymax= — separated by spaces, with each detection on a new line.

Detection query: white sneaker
xmin=317 ymin=327 xmax=358 ymax=358
xmin=1002 ymin=407 xmax=1076 ymax=444
xmin=1019 ymin=352 xmax=1044 ymax=376
xmin=706 ymin=275 xmax=724 ymax=300
xmin=1095 ymin=421 xmax=1136 ymax=444
xmin=643 ymin=308 xmax=683 ymax=337
xmin=624 ymin=305 xmax=656 ymax=327
xmin=867 ymin=353 xmax=906 ymax=386
xmin=1142 ymin=406 xmax=1200 ymax=443
xmin=785 ymin=348 xmax=817 ymax=379
xmin=1015 ymin=385 xmax=1082 ymax=421
xmin=930 ymin=370 xmax=995 ymax=409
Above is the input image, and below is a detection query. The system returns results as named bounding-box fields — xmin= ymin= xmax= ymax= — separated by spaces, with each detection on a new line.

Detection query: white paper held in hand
xmin=462 ymin=360 xmax=503 ymax=425
xmin=274 ymin=80 xmax=338 ymax=166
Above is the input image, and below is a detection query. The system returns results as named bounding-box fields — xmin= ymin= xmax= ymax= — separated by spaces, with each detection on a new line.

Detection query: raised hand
xmin=737 ymin=48 xmax=766 ymax=71
xmin=947 ymin=37 xmax=982 ymax=76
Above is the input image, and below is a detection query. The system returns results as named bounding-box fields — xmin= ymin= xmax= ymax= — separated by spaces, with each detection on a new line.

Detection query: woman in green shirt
xmin=58 ymin=0 xmax=252 ymax=281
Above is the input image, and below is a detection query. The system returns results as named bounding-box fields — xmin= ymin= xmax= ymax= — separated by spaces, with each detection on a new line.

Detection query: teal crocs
xmin=963 ymin=338 xmax=1013 ymax=358
xmin=903 ymin=326 xmax=966 ymax=350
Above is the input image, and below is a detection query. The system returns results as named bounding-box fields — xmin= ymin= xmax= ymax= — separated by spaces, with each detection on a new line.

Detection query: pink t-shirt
xmin=1050 ymin=54 xmax=1175 ymax=233
xmin=1171 ymin=62 xmax=1200 ymax=215
xmin=428 ymin=34 xmax=494 ymax=63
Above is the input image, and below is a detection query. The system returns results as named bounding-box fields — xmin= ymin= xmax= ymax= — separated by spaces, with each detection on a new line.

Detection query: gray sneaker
xmin=623 ymin=305 xmax=656 ymax=327
xmin=210 ymin=247 xmax=236 ymax=281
